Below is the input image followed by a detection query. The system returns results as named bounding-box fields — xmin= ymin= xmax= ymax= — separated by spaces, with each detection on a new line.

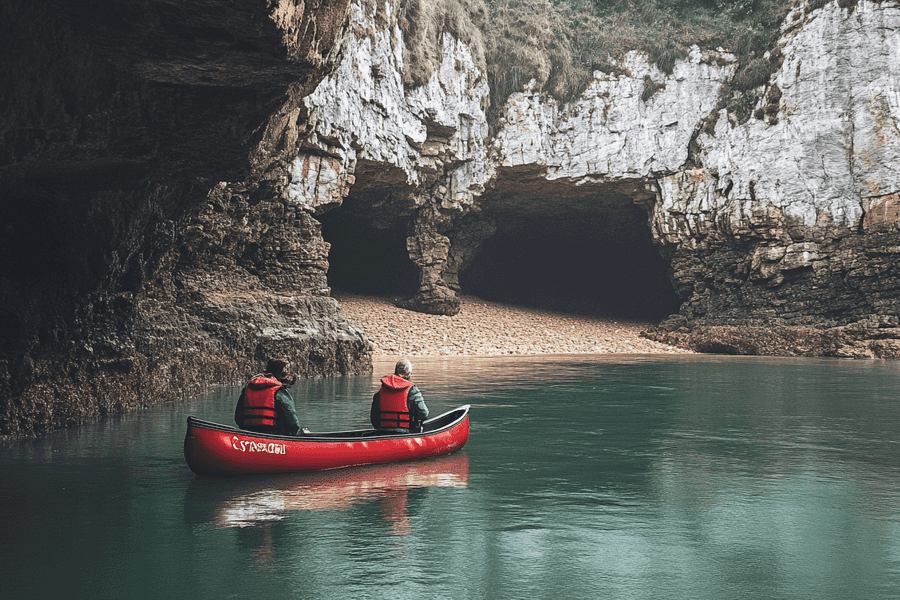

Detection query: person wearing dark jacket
xmin=234 ymin=358 xmax=304 ymax=436
xmin=370 ymin=359 xmax=429 ymax=433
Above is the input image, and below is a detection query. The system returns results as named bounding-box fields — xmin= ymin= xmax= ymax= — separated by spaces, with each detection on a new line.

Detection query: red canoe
xmin=184 ymin=405 xmax=470 ymax=476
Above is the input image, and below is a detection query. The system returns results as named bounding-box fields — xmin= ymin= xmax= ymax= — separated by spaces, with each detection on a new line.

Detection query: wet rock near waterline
xmin=0 ymin=286 xmax=372 ymax=438
xmin=658 ymin=227 xmax=900 ymax=332
xmin=642 ymin=323 xmax=900 ymax=360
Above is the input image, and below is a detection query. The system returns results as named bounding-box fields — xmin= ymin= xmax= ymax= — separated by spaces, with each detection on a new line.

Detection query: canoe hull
xmin=184 ymin=405 xmax=470 ymax=476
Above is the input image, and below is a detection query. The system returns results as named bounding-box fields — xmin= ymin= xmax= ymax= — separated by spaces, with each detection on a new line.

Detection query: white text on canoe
xmin=232 ymin=436 xmax=287 ymax=454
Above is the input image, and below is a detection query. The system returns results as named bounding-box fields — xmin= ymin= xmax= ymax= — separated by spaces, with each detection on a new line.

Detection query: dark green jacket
xmin=272 ymin=387 xmax=302 ymax=436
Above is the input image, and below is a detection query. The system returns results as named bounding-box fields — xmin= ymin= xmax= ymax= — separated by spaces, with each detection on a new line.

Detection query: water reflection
xmin=187 ymin=453 xmax=468 ymax=537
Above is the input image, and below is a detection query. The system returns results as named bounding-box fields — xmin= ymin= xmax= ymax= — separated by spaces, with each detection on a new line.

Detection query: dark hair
xmin=266 ymin=358 xmax=290 ymax=379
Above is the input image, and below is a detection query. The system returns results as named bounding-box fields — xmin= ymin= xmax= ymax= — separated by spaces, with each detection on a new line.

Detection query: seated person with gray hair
xmin=370 ymin=359 xmax=429 ymax=433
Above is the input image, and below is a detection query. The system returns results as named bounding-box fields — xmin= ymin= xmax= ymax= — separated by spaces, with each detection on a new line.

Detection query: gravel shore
xmin=334 ymin=292 xmax=693 ymax=357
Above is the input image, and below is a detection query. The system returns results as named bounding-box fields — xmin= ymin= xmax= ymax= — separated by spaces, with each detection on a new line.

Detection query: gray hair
xmin=394 ymin=359 xmax=412 ymax=378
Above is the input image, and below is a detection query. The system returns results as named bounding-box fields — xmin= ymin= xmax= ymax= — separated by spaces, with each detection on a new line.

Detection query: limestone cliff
xmin=287 ymin=0 xmax=491 ymax=314
xmin=646 ymin=1 xmax=900 ymax=357
xmin=291 ymin=0 xmax=898 ymax=357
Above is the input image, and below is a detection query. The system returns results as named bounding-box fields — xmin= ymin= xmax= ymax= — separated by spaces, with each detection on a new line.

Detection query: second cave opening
xmin=458 ymin=211 xmax=680 ymax=320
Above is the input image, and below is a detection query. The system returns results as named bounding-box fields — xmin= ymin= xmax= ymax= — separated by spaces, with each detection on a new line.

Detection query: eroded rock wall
xmin=0 ymin=0 xmax=371 ymax=437
xmin=491 ymin=46 xmax=734 ymax=180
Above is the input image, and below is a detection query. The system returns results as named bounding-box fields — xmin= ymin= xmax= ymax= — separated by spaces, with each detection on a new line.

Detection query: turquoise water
xmin=2 ymin=355 xmax=899 ymax=599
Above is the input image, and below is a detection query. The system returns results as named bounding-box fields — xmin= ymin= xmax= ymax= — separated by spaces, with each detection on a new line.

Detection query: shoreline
xmin=334 ymin=292 xmax=693 ymax=358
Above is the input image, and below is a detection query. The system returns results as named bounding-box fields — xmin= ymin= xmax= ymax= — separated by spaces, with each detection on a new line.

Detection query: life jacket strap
xmin=378 ymin=409 xmax=411 ymax=428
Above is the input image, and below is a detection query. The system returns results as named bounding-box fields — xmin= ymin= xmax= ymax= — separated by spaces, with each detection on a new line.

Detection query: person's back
xmin=235 ymin=358 xmax=303 ymax=436
xmin=370 ymin=359 xmax=428 ymax=433
xmin=236 ymin=374 xmax=282 ymax=433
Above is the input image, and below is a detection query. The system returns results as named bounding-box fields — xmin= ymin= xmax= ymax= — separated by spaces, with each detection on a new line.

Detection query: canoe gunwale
xmin=186 ymin=404 xmax=470 ymax=442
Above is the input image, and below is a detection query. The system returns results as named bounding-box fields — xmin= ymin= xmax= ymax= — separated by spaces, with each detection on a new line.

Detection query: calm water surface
xmin=2 ymin=355 xmax=899 ymax=599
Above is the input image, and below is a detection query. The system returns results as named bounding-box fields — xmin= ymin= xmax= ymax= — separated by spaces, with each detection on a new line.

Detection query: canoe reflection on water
xmin=186 ymin=453 xmax=469 ymax=536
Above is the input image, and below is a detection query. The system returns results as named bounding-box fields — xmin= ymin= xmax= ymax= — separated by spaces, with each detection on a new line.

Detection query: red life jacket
xmin=237 ymin=375 xmax=281 ymax=429
xmin=375 ymin=375 xmax=413 ymax=429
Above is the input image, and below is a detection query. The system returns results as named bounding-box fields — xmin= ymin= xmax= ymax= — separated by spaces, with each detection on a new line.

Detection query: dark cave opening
xmin=459 ymin=207 xmax=681 ymax=321
xmin=318 ymin=206 xmax=419 ymax=297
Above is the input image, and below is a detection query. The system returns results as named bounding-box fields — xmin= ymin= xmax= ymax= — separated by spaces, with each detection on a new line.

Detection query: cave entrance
xmin=319 ymin=183 xmax=681 ymax=322
xmin=317 ymin=193 xmax=419 ymax=298
xmin=459 ymin=191 xmax=680 ymax=321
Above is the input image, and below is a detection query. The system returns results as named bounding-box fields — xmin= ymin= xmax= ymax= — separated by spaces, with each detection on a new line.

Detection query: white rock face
xmin=492 ymin=47 xmax=735 ymax=180
xmin=287 ymin=0 xmax=490 ymax=213
xmin=289 ymin=0 xmax=899 ymax=251
xmin=655 ymin=0 xmax=900 ymax=235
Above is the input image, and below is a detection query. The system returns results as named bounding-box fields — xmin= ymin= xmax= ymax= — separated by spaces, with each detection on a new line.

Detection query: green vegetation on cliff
xmin=399 ymin=0 xmax=488 ymax=87
xmin=483 ymin=0 xmax=795 ymax=121
xmin=394 ymin=0 xmax=879 ymax=123
xmin=394 ymin=0 xmax=841 ymax=123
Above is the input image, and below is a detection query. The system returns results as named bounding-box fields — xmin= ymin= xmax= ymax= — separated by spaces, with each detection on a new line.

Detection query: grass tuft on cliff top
xmin=399 ymin=0 xmax=488 ymax=88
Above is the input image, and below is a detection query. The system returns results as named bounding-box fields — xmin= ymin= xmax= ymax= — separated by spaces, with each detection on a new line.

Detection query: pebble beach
xmin=334 ymin=292 xmax=693 ymax=357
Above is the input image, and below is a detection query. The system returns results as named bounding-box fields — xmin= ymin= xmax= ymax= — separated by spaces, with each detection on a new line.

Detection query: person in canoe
xmin=370 ymin=359 xmax=429 ymax=433
xmin=234 ymin=358 xmax=306 ymax=436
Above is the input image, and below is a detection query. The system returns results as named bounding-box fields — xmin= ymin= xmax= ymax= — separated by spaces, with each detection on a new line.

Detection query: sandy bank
xmin=334 ymin=293 xmax=693 ymax=357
